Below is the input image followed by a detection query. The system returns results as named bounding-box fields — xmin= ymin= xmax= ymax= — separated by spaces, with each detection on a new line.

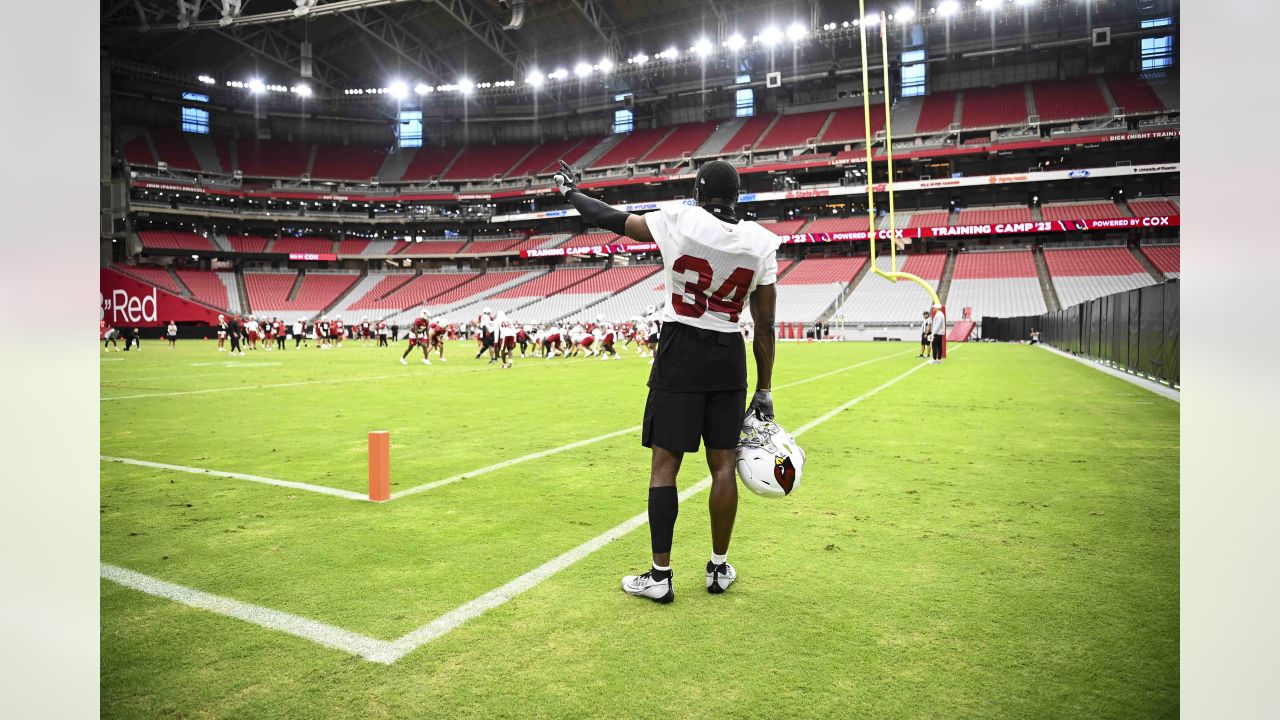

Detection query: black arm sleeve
xmin=564 ymin=189 xmax=630 ymax=236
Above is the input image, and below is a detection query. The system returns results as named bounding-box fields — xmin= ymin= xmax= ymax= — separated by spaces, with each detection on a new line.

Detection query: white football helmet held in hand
xmin=735 ymin=413 xmax=805 ymax=498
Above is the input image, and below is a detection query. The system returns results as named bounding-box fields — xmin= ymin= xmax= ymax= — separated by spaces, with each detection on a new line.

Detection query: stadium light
xmin=938 ymin=1 xmax=960 ymax=17
xmin=525 ymin=70 xmax=545 ymax=87
xmin=415 ymin=83 xmax=431 ymax=94
xmin=549 ymin=67 xmax=569 ymax=80
xmin=726 ymin=33 xmax=746 ymax=51
xmin=786 ymin=23 xmax=808 ymax=42
xmin=247 ymin=78 xmax=265 ymax=94
xmin=574 ymin=62 xmax=592 ymax=78
xmin=692 ymin=38 xmax=713 ymax=56
xmin=663 ymin=46 xmax=679 ymax=59
xmin=294 ymin=84 xmax=312 ymax=98
xmin=863 ymin=13 xmax=881 ymax=26
xmin=458 ymin=78 xmax=474 ymax=94
xmin=388 ymin=81 xmax=409 ymax=100
xmin=629 ymin=53 xmax=649 ymax=65
xmin=598 ymin=58 xmax=614 ymax=73
xmin=197 ymin=74 xmax=215 ymax=84
xmin=760 ymin=26 xmax=783 ymax=47
xmin=897 ymin=7 xmax=916 ymax=21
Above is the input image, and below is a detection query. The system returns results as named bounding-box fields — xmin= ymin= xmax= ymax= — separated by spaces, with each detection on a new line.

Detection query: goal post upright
xmin=856 ymin=1 xmax=940 ymax=307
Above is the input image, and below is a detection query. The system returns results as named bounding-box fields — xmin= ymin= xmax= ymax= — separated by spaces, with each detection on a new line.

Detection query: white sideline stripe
xmin=100 ymin=564 xmax=394 ymax=663
xmin=388 ymin=348 xmax=907 ymax=499
xmin=1036 ymin=344 xmax=1179 ymax=402
xmin=100 ymin=456 xmax=369 ymax=501
xmin=102 ymin=350 xmax=931 ymax=663
xmin=391 ymin=426 xmax=640 ymax=499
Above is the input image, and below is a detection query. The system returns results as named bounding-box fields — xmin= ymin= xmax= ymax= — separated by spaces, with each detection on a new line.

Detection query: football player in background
xmin=429 ymin=316 xmax=449 ymax=362
xmin=596 ymin=315 xmax=619 ymax=360
xmin=401 ymin=310 xmax=433 ymax=365
xmin=215 ymin=314 xmax=228 ymax=352
xmin=377 ymin=319 xmax=389 ymax=347
xmin=554 ymin=159 xmax=778 ymax=603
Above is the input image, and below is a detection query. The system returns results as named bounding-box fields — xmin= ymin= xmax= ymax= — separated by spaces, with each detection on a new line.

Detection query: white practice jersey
xmin=644 ymin=204 xmax=779 ymax=333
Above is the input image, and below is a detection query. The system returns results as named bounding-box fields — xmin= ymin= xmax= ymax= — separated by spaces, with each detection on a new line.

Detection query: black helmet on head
xmin=695 ymin=160 xmax=740 ymax=205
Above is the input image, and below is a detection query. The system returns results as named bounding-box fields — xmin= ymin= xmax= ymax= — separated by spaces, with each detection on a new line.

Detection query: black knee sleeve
xmin=648 ymin=486 xmax=679 ymax=555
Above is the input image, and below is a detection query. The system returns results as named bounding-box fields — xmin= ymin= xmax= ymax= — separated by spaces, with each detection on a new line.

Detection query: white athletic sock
xmin=710 ymin=553 xmax=728 ymax=566
xmin=651 ymin=563 xmax=671 ymax=572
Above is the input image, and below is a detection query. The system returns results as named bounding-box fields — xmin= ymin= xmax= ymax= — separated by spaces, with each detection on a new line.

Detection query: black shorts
xmin=642 ymin=388 xmax=746 ymax=453
xmin=647 ymin=333 xmax=659 ymax=345
xmin=647 ymin=321 xmax=746 ymax=393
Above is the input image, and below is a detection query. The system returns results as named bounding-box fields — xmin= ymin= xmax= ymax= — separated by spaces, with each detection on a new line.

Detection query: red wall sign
xmin=100 ymin=268 xmax=224 ymax=327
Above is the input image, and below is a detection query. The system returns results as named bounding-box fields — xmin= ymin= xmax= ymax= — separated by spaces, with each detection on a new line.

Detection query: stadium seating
xmin=914 ymin=91 xmax=959 ymax=134
xmin=954 ymin=206 xmax=1033 ymax=225
xmin=769 ymin=256 xmax=867 ymax=322
xmin=442 ymin=145 xmax=530 ymax=180
xmin=805 ymin=216 xmax=872 ymax=234
xmin=366 ymin=272 xmax=477 ymax=312
xmin=336 ymin=273 xmax=417 ymax=313
xmin=113 ymin=265 xmax=181 ymax=294
xmin=392 ymin=239 xmax=467 ymax=255
xmin=493 ymin=267 xmax=603 ymax=299
xmin=273 ymin=237 xmax=334 ymax=255
xmin=175 ymin=270 xmax=236 ymax=311
xmin=756 ymin=110 xmax=830 ymax=151
xmin=122 ymin=134 xmax=155 ymax=166
xmin=643 ymin=121 xmax=718 ymax=164
xmin=960 ymin=84 xmax=1028 ymax=129
xmin=507 ymin=137 xmax=599 ymax=178
xmin=310 ymin=144 xmax=387 ymax=181
xmin=719 ymin=115 xmax=772 ymax=154
xmin=514 ymin=265 xmax=660 ymax=322
xmin=756 ymin=219 xmax=808 ymax=236
xmin=819 ymin=106 xmax=884 ymax=144
xmin=461 ymin=238 xmax=524 ymax=255
xmin=236 ymin=140 xmax=310 ymax=178
xmin=1039 ymin=201 xmax=1123 ymax=221
xmin=906 ymin=210 xmax=952 ymax=228
xmin=244 ymin=271 xmax=358 ymax=314
xmin=1032 ymin=78 xmax=1109 ymax=122
xmin=149 ymin=128 xmax=202 ymax=171
xmin=1141 ymin=245 xmax=1179 ymax=278
xmin=1043 ymin=247 xmax=1155 ymax=307
xmin=578 ymin=278 xmax=666 ymax=323
xmin=945 ymin=250 xmax=1046 ymax=320
xmin=139 ymin=230 xmax=215 ymax=251
xmin=1105 ymin=74 xmax=1166 ymax=115
xmin=567 ymin=230 xmax=624 ymax=247
xmin=338 ymin=239 xmax=370 ymax=255
xmin=590 ymin=128 xmax=671 ymax=169
xmin=1128 ymin=197 xmax=1180 ymax=217
xmin=212 ymin=136 xmax=234 ymax=174
xmin=228 ymin=235 xmax=270 ymax=253
xmin=835 ymin=253 xmax=946 ymax=323
xmin=400 ymin=147 xmax=461 ymax=182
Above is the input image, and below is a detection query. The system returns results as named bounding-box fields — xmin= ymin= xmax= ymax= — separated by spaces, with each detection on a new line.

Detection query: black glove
xmin=552 ymin=159 xmax=579 ymax=197
xmin=747 ymin=389 xmax=774 ymax=421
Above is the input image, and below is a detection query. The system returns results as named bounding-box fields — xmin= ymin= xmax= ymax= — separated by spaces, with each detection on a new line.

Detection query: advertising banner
xmin=100 ymin=268 xmax=224 ymax=328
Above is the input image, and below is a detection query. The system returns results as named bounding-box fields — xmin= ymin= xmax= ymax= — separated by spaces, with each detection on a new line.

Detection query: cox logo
xmin=1068 ymin=170 xmax=1091 ymax=179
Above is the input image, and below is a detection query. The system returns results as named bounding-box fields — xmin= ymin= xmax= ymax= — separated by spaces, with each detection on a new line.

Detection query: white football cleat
xmin=423 ymin=358 xmax=432 ymax=365
xmin=706 ymin=561 xmax=736 ymax=594
xmin=400 ymin=357 xmax=408 ymax=365
xmin=621 ymin=569 xmax=674 ymax=604
xmin=440 ymin=357 xmax=447 ymax=362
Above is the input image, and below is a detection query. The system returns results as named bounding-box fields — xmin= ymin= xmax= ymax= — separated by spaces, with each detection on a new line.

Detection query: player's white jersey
xmin=644 ymin=203 xmax=779 ymax=333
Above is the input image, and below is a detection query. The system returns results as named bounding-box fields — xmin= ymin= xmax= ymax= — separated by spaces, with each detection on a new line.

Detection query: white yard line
xmin=102 ymin=349 xmax=939 ymax=663
xmin=100 ymin=456 xmax=369 ymax=501
xmin=1036 ymin=344 xmax=1179 ymax=402
xmin=100 ymin=564 xmax=394 ymax=662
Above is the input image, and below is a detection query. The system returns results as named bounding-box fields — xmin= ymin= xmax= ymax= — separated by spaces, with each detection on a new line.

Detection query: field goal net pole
xmin=857 ymin=3 xmax=941 ymax=309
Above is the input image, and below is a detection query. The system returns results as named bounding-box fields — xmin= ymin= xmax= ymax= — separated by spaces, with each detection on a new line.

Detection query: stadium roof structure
xmin=101 ymin=0 xmax=806 ymax=91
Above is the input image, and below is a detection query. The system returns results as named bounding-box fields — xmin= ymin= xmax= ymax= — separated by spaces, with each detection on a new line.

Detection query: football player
xmin=554 ymin=159 xmax=778 ymax=603
xmin=596 ymin=315 xmax=619 ymax=360
xmin=401 ymin=309 xmax=433 ymax=365
xmin=215 ymin=314 xmax=228 ymax=352
xmin=429 ymin=315 xmax=449 ymax=362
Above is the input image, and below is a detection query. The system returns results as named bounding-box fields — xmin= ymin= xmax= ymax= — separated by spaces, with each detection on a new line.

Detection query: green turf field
xmin=100 ymin=339 xmax=1178 ymax=719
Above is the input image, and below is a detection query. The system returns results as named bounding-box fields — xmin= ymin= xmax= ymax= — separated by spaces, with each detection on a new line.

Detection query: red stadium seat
xmin=756 ymin=110 xmax=830 ymax=151
xmin=1105 ymin=74 xmax=1166 ymax=115
xmin=915 ymin=91 xmax=959 ymax=134
xmin=960 ymin=84 xmax=1028 ymax=129
xmin=443 ymin=145 xmax=531 ymax=180
xmin=310 ymin=144 xmax=388 ymax=181
xmin=642 ymin=121 xmax=718 ymax=164
xmin=718 ymin=115 xmax=772 ymax=154
xmin=1032 ymin=78 xmax=1109 ymax=122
